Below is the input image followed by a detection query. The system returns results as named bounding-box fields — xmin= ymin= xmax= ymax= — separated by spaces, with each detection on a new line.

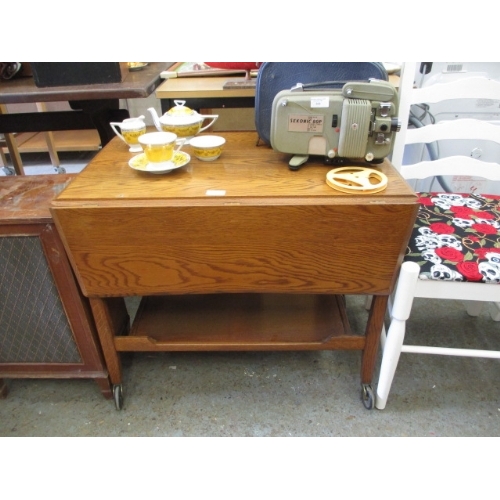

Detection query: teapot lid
xmin=167 ymin=100 xmax=196 ymax=116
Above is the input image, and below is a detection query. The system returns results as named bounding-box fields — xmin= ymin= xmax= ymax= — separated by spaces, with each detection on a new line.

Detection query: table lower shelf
xmin=1 ymin=130 xmax=101 ymax=154
xmin=116 ymin=293 xmax=364 ymax=352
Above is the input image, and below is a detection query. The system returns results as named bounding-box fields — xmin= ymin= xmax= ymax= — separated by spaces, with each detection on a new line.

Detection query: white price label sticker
xmin=310 ymin=96 xmax=329 ymax=108
xmin=205 ymin=189 xmax=226 ymax=196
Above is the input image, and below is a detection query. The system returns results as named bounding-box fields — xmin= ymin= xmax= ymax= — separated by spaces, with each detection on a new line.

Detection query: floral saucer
xmin=128 ymin=151 xmax=190 ymax=174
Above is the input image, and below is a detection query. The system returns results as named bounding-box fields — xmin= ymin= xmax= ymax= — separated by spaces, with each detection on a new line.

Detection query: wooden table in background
xmin=155 ymin=76 xmax=256 ymax=113
xmin=155 ymin=73 xmax=399 ymax=113
xmin=51 ymin=132 xmax=417 ymax=410
xmin=0 ymin=62 xmax=171 ymax=174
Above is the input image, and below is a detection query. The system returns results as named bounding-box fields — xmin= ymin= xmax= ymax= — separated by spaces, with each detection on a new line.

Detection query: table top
xmin=155 ymin=74 xmax=399 ymax=100
xmin=0 ymin=63 xmax=172 ymax=104
xmin=53 ymin=132 xmax=416 ymax=207
xmin=155 ymin=76 xmax=256 ymax=100
xmin=0 ymin=174 xmax=75 ymax=223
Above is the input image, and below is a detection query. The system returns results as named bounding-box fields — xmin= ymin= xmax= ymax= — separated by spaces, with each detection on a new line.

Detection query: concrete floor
xmin=1 ymin=152 xmax=499 ymax=437
xmin=0 ymin=150 xmax=98 ymax=176
xmin=1 ymin=295 xmax=499 ymax=437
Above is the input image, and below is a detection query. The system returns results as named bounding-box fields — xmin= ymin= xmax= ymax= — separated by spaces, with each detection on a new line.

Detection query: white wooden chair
xmin=376 ymin=62 xmax=500 ymax=410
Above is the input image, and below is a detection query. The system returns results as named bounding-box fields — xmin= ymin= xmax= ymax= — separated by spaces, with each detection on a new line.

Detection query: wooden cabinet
xmin=0 ymin=175 xmax=122 ymax=399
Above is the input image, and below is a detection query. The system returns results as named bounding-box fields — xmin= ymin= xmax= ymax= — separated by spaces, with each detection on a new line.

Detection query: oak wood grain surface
xmin=51 ymin=132 xmax=417 ymax=298
xmin=53 ymin=132 xmax=414 ymax=204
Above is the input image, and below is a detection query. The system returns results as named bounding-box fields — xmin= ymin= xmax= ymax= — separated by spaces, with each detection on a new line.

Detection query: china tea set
xmin=110 ymin=100 xmax=225 ymax=174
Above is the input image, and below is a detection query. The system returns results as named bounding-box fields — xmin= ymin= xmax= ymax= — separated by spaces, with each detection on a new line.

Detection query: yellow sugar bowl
xmin=190 ymin=135 xmax=226 ymax=161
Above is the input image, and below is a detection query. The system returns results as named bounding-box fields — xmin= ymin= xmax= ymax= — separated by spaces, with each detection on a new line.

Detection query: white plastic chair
xmin=376 ymin=62 xmax=500 ymax=410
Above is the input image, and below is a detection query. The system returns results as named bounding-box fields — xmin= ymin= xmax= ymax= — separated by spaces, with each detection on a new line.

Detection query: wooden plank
xmin=54 ymin=203 xmax=416 ymax=297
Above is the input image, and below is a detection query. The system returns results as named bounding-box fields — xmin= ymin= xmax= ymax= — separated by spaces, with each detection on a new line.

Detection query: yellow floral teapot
xmin=148 ymin=101 xmax=218 ymax=138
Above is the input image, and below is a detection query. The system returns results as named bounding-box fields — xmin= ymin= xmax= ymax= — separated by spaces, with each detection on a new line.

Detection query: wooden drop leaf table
xmin=50 ymin=132 xmax=417 ymax=410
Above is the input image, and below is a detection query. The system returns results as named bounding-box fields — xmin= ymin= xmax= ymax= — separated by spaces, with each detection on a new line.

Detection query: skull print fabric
xmin=405 ymin=192 xmax=500 ymax=283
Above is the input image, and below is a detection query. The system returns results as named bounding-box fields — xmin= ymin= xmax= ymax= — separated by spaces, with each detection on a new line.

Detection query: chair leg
xmin=376 ymin=262 xmax=420 ymax=410
xmin=376 ymin=319 xmax=407 ymax=410
xmin=380 ymin=292 xmax=396 ymax=351
xmin=489 ymin=302 xmax=500 ymax=322
xmin=464 ymin=300 xmax=483 ymax=317
xmin=380 ymin=324 xmax=387 ymax=350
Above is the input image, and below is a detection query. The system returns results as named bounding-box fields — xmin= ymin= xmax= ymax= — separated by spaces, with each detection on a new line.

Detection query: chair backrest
xmin=392 ymin=62 xmax=500 ymax=188
xmin=254 ymin=62 xmax=388 ymax=145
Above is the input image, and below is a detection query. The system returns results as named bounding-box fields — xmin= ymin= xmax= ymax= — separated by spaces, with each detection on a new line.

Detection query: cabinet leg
xmin=94 ymin=376 xmax=113 ymax=400
xmin=0 ymin=379 xmax=9 ymax=398
xmin=90 ymin=297 xmax=129 ymax=386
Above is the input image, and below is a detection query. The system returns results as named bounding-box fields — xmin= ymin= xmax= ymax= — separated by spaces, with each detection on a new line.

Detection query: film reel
xmin=326 ymin=166 xmax=388 ymax=194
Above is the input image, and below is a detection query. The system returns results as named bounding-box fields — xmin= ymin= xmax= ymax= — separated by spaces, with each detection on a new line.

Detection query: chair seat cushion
xmin=404 ymin=192 xmax=500 ymax=283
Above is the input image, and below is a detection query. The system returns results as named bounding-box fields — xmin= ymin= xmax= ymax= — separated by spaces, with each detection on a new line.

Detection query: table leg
xmin=0 ymin=104 xmax=24 ymax=175
xmin=36 ymin=103 xmax=61 ymax=170
xmin=0 ymin=107 xmax=23 ymax=175
xmin=0 ymin=146 xmax=7 ymax=167
xmin=89 ymin=297 xmax=130 ymax=386
xmin=3 ymin=134 xmax=24 ymax=175
xmin=361 ymin=294 xmax=388 ymax=385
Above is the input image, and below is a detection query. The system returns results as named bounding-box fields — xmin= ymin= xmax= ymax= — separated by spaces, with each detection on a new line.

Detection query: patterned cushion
xmin=404 ymin=192 xmax=500 ymax=283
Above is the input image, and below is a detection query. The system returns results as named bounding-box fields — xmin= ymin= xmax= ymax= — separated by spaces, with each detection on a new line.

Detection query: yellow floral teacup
xmin=139 ymin=132 xmax=184 ymax=164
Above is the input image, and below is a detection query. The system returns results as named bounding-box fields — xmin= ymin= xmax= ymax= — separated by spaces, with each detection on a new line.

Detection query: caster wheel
xmin=361 ymin=384 xmax=374 ymax=410
xmin=113 ymin=384 xmax=124 ymax=410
